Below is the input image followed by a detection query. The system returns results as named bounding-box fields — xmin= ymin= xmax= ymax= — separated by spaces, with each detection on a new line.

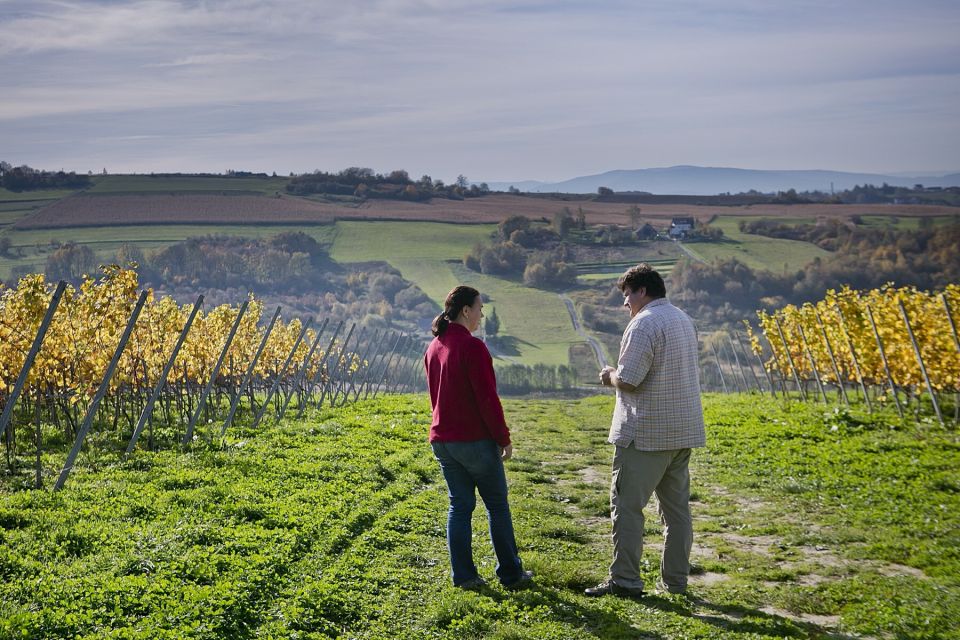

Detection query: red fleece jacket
xmin=424 ymin=323 xmax=511 ymax=447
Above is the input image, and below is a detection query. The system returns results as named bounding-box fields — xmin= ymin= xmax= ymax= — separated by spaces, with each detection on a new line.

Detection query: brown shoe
xmin=584 ymin=580 xmax=644 ymax=598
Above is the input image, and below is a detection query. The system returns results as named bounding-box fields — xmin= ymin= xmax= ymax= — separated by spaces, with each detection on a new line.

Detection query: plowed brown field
xmin=13 ymin=193 xmax=954 ymax=229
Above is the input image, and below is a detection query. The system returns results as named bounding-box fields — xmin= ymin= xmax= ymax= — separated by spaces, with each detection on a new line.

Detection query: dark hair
xmin=617 ymin=263 xmax=666 ymax=298
xmin=432 ymin=285 xmax=480 ymax=336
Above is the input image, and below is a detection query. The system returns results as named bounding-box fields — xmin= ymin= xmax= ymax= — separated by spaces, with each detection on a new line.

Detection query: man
xmin=585 ymin=263 xmax=705 ymax=597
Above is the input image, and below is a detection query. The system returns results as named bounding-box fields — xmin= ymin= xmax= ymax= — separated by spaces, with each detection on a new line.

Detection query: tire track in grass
xmin=252 ymin=440 xmax=450 ymax=637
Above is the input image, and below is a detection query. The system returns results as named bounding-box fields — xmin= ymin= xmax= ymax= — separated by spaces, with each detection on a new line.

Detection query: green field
xmin=0 ymin=188 xmax=78 ymax=202
xmin=330 ymin=221 xmax=583 ymax=366
xmin=857 ymin=214 xmax=960 ymax=230
xmin=692 ymin=216 xmax=831 ymax=272
xmin=328 ymin=220 xmax=495 ymax=262
xmin=1 ymin=393 xmax=955 ymax=639
xmin=86 ymin=174 xmax=290 ymax=195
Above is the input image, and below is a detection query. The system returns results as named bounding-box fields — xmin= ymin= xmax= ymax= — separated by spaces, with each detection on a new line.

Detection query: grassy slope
xmin=1 ymin=394 xmax=957 ymax=639
xmin=690 ymin=217 xmax=831 ymax=272
xmin=330 ymin=221 xmax=583 ymax=366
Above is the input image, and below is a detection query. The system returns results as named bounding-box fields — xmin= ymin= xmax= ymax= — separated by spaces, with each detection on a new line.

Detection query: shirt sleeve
xmin=465 ymin=340 xmax=511 ymax=446
xmin=617 ymin=321 xmax=656 ymax=388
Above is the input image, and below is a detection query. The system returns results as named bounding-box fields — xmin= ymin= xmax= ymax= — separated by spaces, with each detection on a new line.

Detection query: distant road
xmin=559 ymin=294 xmax=608 ymax=369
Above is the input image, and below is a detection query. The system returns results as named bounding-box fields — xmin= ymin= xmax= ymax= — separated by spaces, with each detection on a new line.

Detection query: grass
xmin=856 ymin=214 xmax=960 ymax=230
xmin=0 ymin=188 xmax=77 ymax=203
xmin=329 ymin=222 xmax=583 ymax=366
xmin=700 ymin=213 xmax=960 ymax=272
xmin=0 ymin=210 xmax=37 ymax=226
xmin=447 ymin=264 xmax=582 ymax=366
xmin=1 ymin=393 xmax=956 ymax=638
xmin=86 ymin=174 xmax=290 ymax=195
xmin=328 ymin=221 xmax=496 ymax=262
xmin=693 ymin=216 xmax=831 ymax=272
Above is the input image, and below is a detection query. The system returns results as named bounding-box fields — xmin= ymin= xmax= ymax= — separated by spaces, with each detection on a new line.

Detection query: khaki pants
xmin=609 ymin=446 xmax=692 ymax=592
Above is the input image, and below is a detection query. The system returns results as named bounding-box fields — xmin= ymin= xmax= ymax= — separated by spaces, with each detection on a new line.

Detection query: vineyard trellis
xmin=0 ymin=268 xmax=426 ymax=490
xmin=698 ymin=284 xmax=960 ymax=426
xmin=698 ymin=284 xmax=960 ymax=425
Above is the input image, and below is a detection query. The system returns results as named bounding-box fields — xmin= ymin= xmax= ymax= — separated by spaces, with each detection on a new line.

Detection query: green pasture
xmin=0 ymin=188 xmax=77 ymax=203
xmin=449 ymin=263 xmax=582 ymax=366
xmin=693 ymin=216 xmax=831 ymax=272
xmin=576 ymin=273 xmax=621 ymax=282
xmin=857 ymin=214 xmax=960 ymax=230
xmin=329 ymin=221 xmax=582 ymax=366
xmin=0 ymin=209 xmax=35 ymax=226
xmin=328 ymin=220 xmax=495 ymax=262
xmin=86 ymin=174 xmax=290 ymax=195
xmin=0 ymin=393 xmax=955 ymax=639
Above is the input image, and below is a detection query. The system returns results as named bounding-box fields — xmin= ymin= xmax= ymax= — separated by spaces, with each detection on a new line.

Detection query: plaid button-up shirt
xmin=609 ymin=298 xmax=706 ymax=451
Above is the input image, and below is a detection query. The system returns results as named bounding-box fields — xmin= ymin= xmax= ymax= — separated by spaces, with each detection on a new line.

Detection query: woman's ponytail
xmin=431 ymin=311 xmax=450 ymax=337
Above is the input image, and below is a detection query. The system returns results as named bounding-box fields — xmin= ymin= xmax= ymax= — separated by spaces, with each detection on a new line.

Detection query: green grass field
xmin=0 ymin=188 xmax=78 ymax=202
xmin=86 ymin=174 xmax=290 ymax=195
xmin=693 ymin=216 xmax=831 ymax=272
xmin=328 ymin=221 xmax=495 ymax=262
xmin=0 ymin=209 xmax=35 ymax=226
xmin=857 ymin=214 xmax=960 ymax=230
xmin=329 ymin=221 xmax=582 ymax=366
xmin=1 ymin=393 xmax=955 ymax=639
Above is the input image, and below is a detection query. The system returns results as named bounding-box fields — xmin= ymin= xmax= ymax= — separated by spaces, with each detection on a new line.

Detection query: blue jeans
xmin=431 ymin=439 xmax=524 ymax=586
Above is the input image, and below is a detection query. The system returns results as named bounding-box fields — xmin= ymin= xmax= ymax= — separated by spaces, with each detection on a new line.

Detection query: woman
xmin=424 ymin=285 xmax=532 ymax=590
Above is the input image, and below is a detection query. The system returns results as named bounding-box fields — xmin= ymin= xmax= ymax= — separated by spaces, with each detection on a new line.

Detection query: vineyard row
xmin=0 ymin=268 xmax=425 ymax=490
xmin=721 ymin=284 xmax=960 ymax=424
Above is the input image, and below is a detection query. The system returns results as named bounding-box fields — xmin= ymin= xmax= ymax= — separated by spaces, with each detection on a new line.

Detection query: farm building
xmin=668 ymin=216 xmax=695 ymax=238
xmin=634 ymin=223 xmax=659 ymax=240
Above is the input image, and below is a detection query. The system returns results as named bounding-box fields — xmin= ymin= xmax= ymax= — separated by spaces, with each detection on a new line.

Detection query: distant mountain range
xmin=484 ymin=166 xmax=960 ymax=196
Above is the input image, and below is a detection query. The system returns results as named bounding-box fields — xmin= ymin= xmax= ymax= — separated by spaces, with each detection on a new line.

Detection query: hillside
xmin=2 ymin=174 xmax=957 ymax=373
xmin=487 ymin=166 xmax=960 ymax=196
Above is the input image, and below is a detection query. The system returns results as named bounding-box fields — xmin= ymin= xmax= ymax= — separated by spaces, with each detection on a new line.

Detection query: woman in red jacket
xmin=425 ymin=285 xmax=532 ymax=590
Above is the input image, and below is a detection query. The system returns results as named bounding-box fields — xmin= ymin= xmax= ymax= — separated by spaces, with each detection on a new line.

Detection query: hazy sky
xmin=2 ymin=0 xmax=959 ymax=182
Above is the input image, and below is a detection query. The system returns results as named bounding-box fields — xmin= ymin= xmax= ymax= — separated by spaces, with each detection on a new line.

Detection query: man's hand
xmin=599 ymin=366 xmax=616 ymax=387
xmin=500 ymin=444 xmax=513 ymax=461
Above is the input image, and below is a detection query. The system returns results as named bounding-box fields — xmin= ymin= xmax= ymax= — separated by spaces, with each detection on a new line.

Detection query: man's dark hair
xmin=617 ymin=263 xmax=666 ymax=298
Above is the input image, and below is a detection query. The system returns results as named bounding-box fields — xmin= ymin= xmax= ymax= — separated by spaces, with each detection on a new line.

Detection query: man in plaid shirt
xmin=585 ymin=263 xmax=705 ymax=598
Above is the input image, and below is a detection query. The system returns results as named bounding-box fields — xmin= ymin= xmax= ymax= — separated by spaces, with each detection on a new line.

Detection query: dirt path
xmin=554 ymin=458 xmax=927 ymax=638
xmin=559 ymin=293 xmax=608 ymax=368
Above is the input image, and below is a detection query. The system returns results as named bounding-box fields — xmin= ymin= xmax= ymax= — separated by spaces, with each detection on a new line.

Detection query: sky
xmin=2 ymin=0 xmax=959 ymax=183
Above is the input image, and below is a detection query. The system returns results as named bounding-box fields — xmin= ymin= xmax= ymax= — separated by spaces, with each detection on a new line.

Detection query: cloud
xmin=1 ymin=0 xmax=958 ymax=177
xmin=146 ymin=52 xmax=277 ymax=68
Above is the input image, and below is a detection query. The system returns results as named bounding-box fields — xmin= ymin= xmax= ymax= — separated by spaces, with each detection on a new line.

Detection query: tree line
xmin=286 ymin=167 xmax=490 ymax=201
xmin=463 ymin=214 xmax=580 ymax=289
xmin=495 ymin=363 xmax=579 ymax=394
xmin=0 ymin=162 xmax=91 ymax=192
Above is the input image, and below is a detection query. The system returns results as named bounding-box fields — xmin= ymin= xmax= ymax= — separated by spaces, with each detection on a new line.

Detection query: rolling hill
xmin=486 ymin=165 xmax=960 ymax=195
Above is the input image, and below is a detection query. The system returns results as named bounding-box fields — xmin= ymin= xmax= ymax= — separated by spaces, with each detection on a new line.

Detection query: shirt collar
xmin=643 ymin=298 xmax=670 ymax=311
xmin=446 ymin=322 xmax=472 ymax=336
